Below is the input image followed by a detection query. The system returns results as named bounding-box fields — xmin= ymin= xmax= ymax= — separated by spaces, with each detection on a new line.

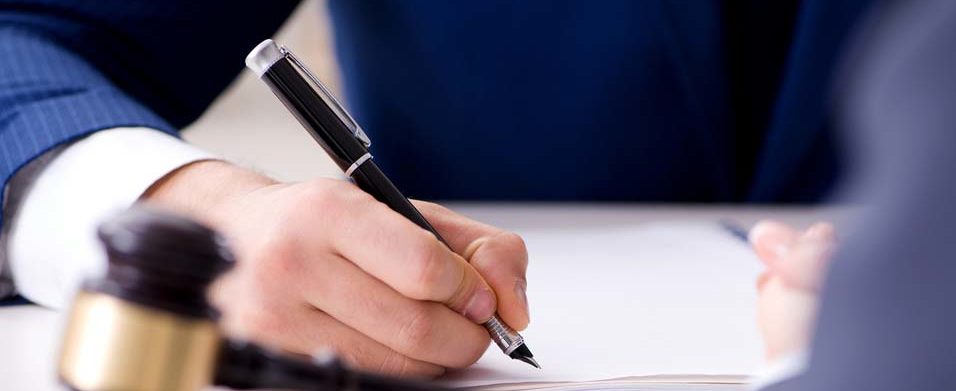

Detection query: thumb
xmin=436 ymin=251 xmax=499 ymax=324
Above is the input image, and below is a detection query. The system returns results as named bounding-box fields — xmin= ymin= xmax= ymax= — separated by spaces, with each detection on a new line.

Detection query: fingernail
xmin=515 ymin=279 xmax=529 ymax=319
xmin=750 ymin=221 xmax=791 ymax=258
xmin=462 ymin=287 xmax=495 ymax=323
xmin=747 ymin=222 xmax=770 ymax=245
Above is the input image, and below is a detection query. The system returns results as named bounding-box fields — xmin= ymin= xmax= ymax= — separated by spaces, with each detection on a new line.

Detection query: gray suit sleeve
xmin=766 ymin=0 xmax=956 ymax=389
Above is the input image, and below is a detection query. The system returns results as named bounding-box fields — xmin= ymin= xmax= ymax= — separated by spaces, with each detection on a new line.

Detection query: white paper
xmin=440 ymin=221 xmax=764 ymax=389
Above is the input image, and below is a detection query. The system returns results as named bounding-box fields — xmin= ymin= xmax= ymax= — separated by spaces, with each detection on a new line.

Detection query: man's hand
xmin=749 ymin=220 xmax=837 ymax=362
xmin=142 ymin=161 xmax=530 ymax=377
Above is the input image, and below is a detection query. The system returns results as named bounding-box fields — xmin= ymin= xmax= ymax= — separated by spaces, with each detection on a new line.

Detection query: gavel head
xmin=58 ymin=207 xmax=234 ymax=391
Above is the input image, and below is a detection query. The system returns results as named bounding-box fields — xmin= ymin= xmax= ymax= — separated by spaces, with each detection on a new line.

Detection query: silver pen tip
xmin=517 ymin=356 xmax=541 ymax=369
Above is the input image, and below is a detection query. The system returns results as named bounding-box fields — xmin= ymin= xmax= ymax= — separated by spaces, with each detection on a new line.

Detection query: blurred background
xmin=183 ymin=0 xmax=342 ymax=181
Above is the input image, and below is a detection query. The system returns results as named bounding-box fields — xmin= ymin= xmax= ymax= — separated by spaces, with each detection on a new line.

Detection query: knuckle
xmin=444 ymin=326 xmax=490 ymax=369
xmin=461 ymin=335 xmax=491 ymax=367
xmin=242 ymin=237 xmax=309 ymax=300
xmin=260 ymin=230 xmax=298 ymax=259
xmin=397 ymin=306 xmax=437 ymax=354
xmin=337 ymin=342 xmax=377 ymax=372
xmin=479 ymin=232 xmax=529 ymax=271
xmin=498 ymin=232 xmax=528 ymax=258
xmin=254 ymin=236 xmax=300 ymax=279
xmin=378 ymin=352 xmax=445 ymax=378
xmin=375 ymin=351 xmax=411 ymax=377
xmin=296 ymin=179 xmax=373 ymax=223
xmin=407 ymin=234 xmax=448 ymax=299
xmin=298 ymin=179 xmax=344 ymax=209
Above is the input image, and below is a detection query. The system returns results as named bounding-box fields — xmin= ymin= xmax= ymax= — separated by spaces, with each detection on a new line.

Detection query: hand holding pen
xmin=146 ymin=160 xmax=533 ymax=377
xmin=140 ymin=53 xmax=533 ymax=378
xmin=243 ymin=39 xmax=539 ymax=369
xmin=722 ymin=219 xmax=838 ymax=364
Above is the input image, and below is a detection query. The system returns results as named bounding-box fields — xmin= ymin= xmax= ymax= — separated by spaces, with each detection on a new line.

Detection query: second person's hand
xmin=142 ymin=160 xmax=531 ymax=377
xmin=750 ymin=220 xmax=837 ymax=363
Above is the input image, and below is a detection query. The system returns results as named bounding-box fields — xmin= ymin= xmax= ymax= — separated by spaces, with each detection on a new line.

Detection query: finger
xmin=413 ymin=200 xmax=530 ymax=330
xmin=755 ymin=276 xmax=818 ymax=362
xmin=327 ymin=188 xmax=498 ymax=323
xmin=804 ymin=222 xmax=837 ymax=243
xmin=756 ymin=270 xmax=772 ymax=292
xmin=748 ymin=220 xmax=800 ymax=266
xmin=302 ymin=252 xmax=490 ymax=368
xmin=209 ymin=261 xmax=443 ymax=377
xmin=308 ymin=312 xmax=445 ymax=378
xmin=234 ymin=302 xmax=445 ymax=378
xmin=770 ymin=222 xmax=837 ymax=291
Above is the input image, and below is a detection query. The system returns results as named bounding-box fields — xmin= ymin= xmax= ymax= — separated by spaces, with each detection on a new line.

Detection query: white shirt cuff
xmin=749 ymin=350 xmax=809 ymax=390
xmin=7 ymin=127 xmax=215 ymax=308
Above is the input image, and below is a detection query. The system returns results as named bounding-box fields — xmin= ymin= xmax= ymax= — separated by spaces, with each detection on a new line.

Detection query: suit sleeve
xmin=764 ymin=0 xmax=956 ymax=389
xmin=0 ymin=0 xmax=300 ymax=231
xmin=5 ymin=127 xmax=215 ymax=307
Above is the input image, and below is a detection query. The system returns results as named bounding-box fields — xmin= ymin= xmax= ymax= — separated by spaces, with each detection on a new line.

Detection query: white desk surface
xmin=0 ymin=204 xmax=848 ymax=391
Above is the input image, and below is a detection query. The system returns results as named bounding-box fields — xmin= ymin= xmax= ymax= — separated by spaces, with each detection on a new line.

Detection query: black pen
xmin=245 ymin=39 xmax=539 ymax=369
xmin=718 ymin=219 xmax=751 ymax=244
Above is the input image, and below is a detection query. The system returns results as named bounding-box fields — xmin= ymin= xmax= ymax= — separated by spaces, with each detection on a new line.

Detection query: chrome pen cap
xmin=245 ymin=38 xmax=283 ymax=77
xmin=244 ymin=39 xmax=371 ymax=147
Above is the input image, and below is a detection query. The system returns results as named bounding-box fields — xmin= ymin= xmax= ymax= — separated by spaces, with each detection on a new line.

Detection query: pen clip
xmin=280 ymin=46 xmax=372 ymax=148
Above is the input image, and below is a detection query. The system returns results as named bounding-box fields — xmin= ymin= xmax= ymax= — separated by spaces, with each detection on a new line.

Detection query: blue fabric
xmin=328 ymin=0 xmax=873 ymax=202
xmin=0 ymin=0 xmax=874 ymax=222
xmin=0 ymin=28 xmax=175 ymax=191
xmin=0 ymin=0 xmax=300 ymax=230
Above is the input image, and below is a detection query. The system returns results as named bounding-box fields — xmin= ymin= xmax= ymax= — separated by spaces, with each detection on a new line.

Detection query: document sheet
xmin=440 ymin=221 xmax=764 ymax=390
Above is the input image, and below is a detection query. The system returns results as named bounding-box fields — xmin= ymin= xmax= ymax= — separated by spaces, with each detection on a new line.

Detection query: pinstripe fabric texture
xmin=0 ymin=28 xmax=175 ymax=230
xmin=0 ymin=1 xmax=300 ymax=230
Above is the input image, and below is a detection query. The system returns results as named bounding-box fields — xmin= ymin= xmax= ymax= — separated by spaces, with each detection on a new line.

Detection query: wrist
xmin=141 ymin=160 xmax=277 ymax=231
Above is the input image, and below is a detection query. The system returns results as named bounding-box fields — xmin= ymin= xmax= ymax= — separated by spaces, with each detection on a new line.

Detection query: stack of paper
xmin=440 ymin=222 xmax=764 ymax=390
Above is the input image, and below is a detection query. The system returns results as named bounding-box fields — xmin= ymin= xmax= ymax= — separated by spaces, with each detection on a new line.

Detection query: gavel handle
xmin=214 ymin=339 xmax=450 ymax=391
